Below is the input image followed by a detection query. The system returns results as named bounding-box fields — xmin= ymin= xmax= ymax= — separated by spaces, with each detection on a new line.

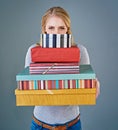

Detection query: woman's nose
xmin=54 ymin=28 xmax=59 ymax=34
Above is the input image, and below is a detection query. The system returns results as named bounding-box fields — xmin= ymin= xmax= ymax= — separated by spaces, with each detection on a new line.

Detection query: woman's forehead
xmin=46 ymin=15 xmax=66 ymax=26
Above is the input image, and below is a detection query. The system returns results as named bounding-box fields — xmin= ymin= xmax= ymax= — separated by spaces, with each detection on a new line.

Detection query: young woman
xmin=25 ymin=6 xmax=100 ymax=130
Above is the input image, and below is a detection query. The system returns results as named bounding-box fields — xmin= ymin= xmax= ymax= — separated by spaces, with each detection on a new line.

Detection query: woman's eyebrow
xmin=48 ymin=26 xmax=54 ymax=28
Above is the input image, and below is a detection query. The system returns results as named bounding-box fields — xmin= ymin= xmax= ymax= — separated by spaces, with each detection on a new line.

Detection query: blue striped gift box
xmin=41 ymin=34 xmax=72 ymax=48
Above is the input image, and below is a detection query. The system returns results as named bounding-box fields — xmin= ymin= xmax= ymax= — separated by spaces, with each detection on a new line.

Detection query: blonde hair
xmin=38 ymin=6 xmax=75 ymax=46
xmin=41 ymin=6 xmax=71 ymax=34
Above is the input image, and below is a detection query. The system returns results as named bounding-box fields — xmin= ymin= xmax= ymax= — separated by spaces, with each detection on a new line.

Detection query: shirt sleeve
xmin=77 ymin=44 xmax=90 ymax=65
xmin=24 ymin=44 xmax=36 ymax=68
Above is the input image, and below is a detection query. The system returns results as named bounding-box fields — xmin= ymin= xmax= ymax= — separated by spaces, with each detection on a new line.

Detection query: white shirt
xmin=25 ymin=43 xmax=90 ymax=124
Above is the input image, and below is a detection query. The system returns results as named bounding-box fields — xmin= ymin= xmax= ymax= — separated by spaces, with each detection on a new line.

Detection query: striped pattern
xmin=29 ymin=63 xmax=79 ymax=74
xmin=17 ymin=79 xmax=96 ymax=90
xmin=16 ymin=65 xmax=96 ymax=81
xmin=41 ymin=34 xmax=72 ymax=48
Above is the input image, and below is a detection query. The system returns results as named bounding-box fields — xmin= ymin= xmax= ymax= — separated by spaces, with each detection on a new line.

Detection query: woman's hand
xmin=95 ymin=79 xmax=100 ymax=99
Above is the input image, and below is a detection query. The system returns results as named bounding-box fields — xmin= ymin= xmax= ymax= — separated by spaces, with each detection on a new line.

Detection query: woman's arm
xmin=77 ymin=44 xmax=100 ymax=99
xmin=77 ymin=44 xmax=90 ymax=65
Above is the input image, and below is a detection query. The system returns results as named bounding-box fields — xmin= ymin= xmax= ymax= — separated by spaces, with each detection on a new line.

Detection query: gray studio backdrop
xmin=0 ymin=0 xmax=118 ymax=130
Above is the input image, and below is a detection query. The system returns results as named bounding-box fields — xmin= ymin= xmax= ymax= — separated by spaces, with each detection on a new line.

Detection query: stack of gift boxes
xmin=15 ymin=34 xmax=96 ymax=106
xmin=16 ymin=34 xmax=96 ymax=90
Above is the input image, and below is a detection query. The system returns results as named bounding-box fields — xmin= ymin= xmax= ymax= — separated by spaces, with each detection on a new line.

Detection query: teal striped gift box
xmin=16 ymin=65 xmax=96 ymax=90
xmin=16 ymin=65 xmax=96 ymax=81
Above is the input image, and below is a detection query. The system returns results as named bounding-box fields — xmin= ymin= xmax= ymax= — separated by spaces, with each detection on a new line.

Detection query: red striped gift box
xmin=17 ymin=79 xmax=96 ymax=90
xmin=29 ymin=62 xmax=79 ymax=74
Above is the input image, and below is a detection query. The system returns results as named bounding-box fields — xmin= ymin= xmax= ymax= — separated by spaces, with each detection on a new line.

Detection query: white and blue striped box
xmin=41 ymin=34 xmax=72 ymax=48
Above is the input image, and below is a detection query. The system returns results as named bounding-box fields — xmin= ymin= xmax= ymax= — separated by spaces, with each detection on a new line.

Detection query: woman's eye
xmin=59 ymin=27 xmax=65 ymax=30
